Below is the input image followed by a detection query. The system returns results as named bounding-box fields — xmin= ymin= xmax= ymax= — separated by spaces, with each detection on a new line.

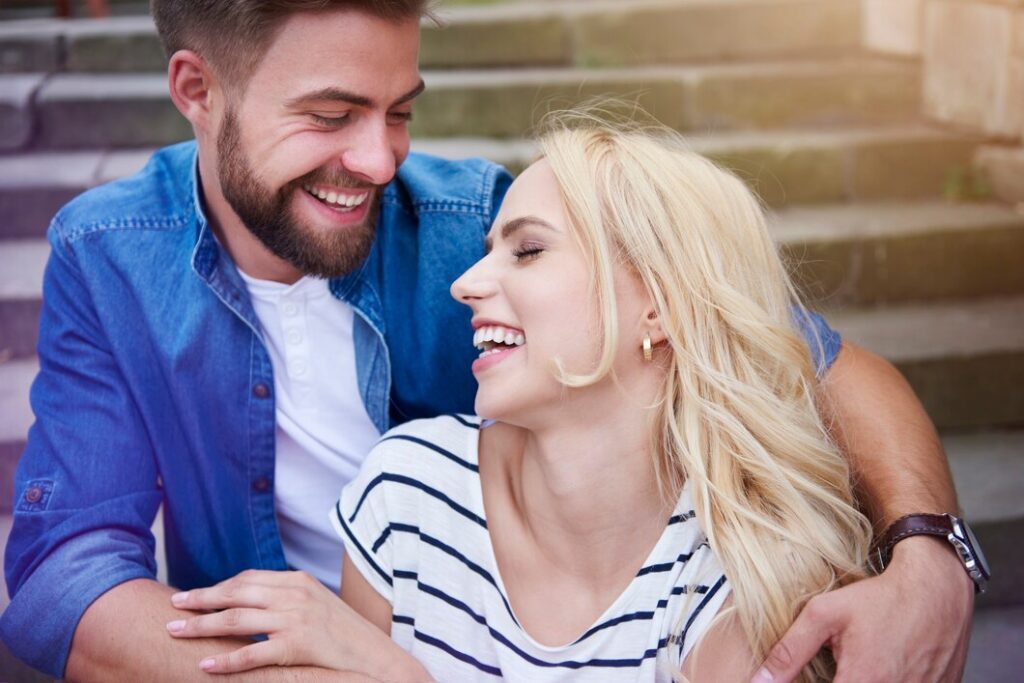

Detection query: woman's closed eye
xmin=512 ymin=244 xmax=544 ymax=262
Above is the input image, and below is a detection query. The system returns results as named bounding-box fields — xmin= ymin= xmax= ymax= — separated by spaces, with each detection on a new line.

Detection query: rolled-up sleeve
xmin=1 ymin=222 xmax=162 ymax=677
xmin=793 ymin=307 xmax=842 ymax=376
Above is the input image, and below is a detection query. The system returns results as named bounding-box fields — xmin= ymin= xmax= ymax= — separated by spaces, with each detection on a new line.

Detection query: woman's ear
xmin=167 ymin=50 xmax=219 ymax=132
xmin=642 ymin=307 xmax=668 ymax=346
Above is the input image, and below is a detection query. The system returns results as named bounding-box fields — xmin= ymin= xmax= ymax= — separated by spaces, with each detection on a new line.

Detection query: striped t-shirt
xmin=332 ymin=414 xmax=731 ymax=682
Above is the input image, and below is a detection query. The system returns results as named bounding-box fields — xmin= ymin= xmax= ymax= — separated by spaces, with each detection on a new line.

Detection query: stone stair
xmin=0 ymin=0 xmax=1021 ymax=677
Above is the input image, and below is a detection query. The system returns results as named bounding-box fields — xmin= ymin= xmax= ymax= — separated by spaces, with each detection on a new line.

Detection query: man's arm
xmin=753 ymin=342 xmax=973 ymax=683
xmin=821 ymin=341 xmax=957 ymax=527
xmin=3 ymin=225 xmax=349 ymax=682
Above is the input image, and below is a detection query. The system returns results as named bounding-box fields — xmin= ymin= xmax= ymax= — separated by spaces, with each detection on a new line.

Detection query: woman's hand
xmin=165 ymin=569 xmax=430 ymax=680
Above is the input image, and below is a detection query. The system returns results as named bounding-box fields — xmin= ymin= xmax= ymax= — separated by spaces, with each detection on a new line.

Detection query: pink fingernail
xmin=171 ymin=591 xmax=189 ymax=605
xmin=165 ymin=620 xmax=185 ymax=633
xmin=200 ymin=658 xmax=216 ymax=671
xmin=753 ymin=668 xmax=774 ymax=682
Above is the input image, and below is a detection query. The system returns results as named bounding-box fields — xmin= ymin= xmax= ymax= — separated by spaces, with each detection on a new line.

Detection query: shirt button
xmin=24 ymin=486 xmax=43 ymax=504
xmin=252 ymin=383 xmax=270 ymax=399
xmin=282 ymin=302 xmax=299 ymax=317
xmin=292 ymin=360 xmax=308 ymax=377
xmin=286 ymin=329 xmax=303 ymax=345
xmin=252 ymin=477 xmax=271 ymax=492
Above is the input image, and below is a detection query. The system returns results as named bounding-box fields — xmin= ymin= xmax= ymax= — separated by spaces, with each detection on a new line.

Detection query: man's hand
xmin=752 ymin=537 xmax=974 ymax=683
xmin=166 ymin=570 xmax=431 ymax=682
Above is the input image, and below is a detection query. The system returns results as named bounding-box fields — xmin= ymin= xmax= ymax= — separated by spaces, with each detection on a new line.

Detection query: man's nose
xmin=341 ymin=118 xmax=400 ymax=186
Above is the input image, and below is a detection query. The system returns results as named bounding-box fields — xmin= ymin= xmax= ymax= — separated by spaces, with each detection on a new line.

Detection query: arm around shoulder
xmin=817 ymin=341 xmax=957 ymax=527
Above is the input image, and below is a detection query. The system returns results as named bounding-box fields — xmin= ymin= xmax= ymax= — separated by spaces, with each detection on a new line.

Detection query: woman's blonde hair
xmin=536 ymin=108 xmax=871 ymax=681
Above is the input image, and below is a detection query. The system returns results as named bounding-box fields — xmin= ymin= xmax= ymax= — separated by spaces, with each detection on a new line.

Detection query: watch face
xmin=961 ymin=520 xmax=992 ymax=579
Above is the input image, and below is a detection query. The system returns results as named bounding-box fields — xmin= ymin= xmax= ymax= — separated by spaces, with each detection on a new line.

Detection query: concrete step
xmin=831 ymin=296 xmax=1024 ymax=431
xmin=3 ymin=200 xmax=1022 ymax=350
xmin=0 ymin=357 xmax=35 ymax=518
xmin=772 ymin=201 xmax=1024 ymax=307
xmin=0 ymin=504 xmax=1018 ymax=682
xmin=0 ymin=149 xmax=150 ymax=238
xmin=0 ymin=239 xmax=47 ymax=359
xmin=945 ymin=430 xmax=1024 ymax=609
xmin=0 ymin=61 xmax=922 ymax=150
xmin=1 ymin=358 xmax=1021 ymax=613
xmin=0 ymin=124 xmax=978 ymax=208
xmin=414 ymin=127 xmax=983 ymax=206
xmin=411 ymin=60 xmax=921 ymax=139
xmin=964 ymin=604 xmax=1024 ymax=682
xmin=0 ymin=0 xmax=146 ymax=22
xmin=1 ymin=299 xmax=1021 ymax=476
xmin=0 ymin=0 xmax=861 ymax=73
xmin=0 ymin=73 xmax=42 ymax=151
xmin=0 ymin=128 xmax=985 ymax=241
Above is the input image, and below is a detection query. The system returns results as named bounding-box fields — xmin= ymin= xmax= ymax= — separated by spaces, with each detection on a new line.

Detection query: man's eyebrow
xmin=483 ymin=216 xmax=557 ymax=253
xmin=286 ymin=80 xmax=426 ymax=109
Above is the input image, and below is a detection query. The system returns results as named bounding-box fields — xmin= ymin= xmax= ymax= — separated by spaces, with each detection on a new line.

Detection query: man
xmin=2 ymin=1 xmax=976 ymax=681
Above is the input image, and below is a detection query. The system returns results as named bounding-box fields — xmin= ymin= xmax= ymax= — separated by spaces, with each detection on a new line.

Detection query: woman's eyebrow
xmin=484 ymin=216 xmax=558 ymax=253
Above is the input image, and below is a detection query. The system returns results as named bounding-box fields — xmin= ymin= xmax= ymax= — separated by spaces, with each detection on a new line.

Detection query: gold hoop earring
xmin=642 ymin=334 xmax=653 ymax=362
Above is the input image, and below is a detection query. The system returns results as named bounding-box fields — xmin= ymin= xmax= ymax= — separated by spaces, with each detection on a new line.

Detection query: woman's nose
xmin=450 ymin=257 xmax=496 ymax=304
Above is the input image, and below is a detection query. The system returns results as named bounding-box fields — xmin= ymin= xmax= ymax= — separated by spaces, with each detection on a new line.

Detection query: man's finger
xmin=166 ymin=607 xmax=281 ymax=639
xmin=751 ymin=597 xmax=837 ymax=683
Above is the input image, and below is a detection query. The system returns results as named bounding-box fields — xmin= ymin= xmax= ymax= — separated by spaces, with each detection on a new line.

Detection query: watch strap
xmin=874 ymin=513 xmax=953 ymax=570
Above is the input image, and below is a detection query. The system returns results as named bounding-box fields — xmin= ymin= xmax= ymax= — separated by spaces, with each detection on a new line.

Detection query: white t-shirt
xmin=240 ymin=271 xmax=381 ymax=589
xmin=333 ymin=414 xmax=731 ymax=682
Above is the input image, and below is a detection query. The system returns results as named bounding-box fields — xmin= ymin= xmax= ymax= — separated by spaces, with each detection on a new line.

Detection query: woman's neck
xmin=498 ymin=399 xmax=675 ymax=583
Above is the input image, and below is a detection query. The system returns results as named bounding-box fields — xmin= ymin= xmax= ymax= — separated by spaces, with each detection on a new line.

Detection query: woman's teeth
xmin=303 ymin=185 xmax=369 ymax=211
xmin=473 ymin=325 xmax=526 ymax=357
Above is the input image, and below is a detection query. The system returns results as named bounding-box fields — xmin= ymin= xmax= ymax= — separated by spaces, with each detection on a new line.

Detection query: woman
xmin=171 ymin=112 xmax=871 ymax=681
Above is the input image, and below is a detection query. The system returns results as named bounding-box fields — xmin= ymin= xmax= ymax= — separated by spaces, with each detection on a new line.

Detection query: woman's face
xmin=450 ymin=159 xmax=651 ymax=423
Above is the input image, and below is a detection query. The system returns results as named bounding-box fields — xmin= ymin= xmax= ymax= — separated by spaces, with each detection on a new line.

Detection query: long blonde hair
xmin=536 ymin=109 xmax=871 ymax=681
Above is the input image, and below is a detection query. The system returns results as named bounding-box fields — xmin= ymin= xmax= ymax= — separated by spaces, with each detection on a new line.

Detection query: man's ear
xmin=167 ymin=50 xmax=219 ymax=131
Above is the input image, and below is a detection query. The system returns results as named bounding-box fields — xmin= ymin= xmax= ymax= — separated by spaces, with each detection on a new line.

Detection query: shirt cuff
xmin=1 ymin=525 xmax=157 ymax=676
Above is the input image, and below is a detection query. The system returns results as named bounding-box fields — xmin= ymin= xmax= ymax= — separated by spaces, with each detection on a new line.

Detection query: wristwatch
xmin=874 ymin=513 xmax=990 ymax=593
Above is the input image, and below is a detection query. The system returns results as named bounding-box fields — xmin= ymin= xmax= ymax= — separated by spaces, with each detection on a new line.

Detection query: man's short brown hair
xmin=151 ymin=0 xmax=430 ymax=91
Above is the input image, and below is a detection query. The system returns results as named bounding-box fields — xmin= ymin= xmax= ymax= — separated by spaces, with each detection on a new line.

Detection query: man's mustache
xmin=293 ymin=167 xmax=378 ymax=191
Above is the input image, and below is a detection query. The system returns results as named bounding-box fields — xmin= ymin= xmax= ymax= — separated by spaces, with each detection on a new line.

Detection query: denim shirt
xmin=1 ymin=141 xmax=839 ymax=676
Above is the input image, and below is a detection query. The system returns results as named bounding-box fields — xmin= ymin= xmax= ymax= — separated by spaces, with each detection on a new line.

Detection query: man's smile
xmin=302 ymin=183 xmax=371 ymax=211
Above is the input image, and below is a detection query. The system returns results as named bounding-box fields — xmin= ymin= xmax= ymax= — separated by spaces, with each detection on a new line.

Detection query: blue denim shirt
xmin=2 ymin=141 xmax=840 ymax=676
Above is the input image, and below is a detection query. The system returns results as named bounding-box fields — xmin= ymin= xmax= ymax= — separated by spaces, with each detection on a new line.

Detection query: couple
xmin=2 ymin=1 xmax=979 ymax=681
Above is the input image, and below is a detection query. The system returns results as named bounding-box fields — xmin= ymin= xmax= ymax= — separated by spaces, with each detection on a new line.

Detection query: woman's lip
xmin=471 ymin=319 xmax=524 ymax=333
xmin=471 ymin=344 xmax=523 ymax=374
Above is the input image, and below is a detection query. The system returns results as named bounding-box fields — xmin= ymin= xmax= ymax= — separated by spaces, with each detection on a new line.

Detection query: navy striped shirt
xmin=332 ymin=415 xmax=731 ymax=682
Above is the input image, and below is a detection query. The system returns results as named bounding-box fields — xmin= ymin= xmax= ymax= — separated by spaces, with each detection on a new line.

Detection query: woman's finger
xmin=197 ymin=639 xmax=292 ymax=674
xmin=171 ymin=570 xmax=324 ymax=611
xmin=166 ymin=607 xmax=283 ymax=639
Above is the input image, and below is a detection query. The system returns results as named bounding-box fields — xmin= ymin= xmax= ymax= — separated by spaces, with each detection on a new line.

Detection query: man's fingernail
xmin=171 ymin=591 xmax=188 ymax=605
xmin=753 ymin=667 xmax=775 ymax=682
xmin=200 ymin=658 xmax=216 ymax=671
xmin=165 ymin=620 xmax=185 ymax=633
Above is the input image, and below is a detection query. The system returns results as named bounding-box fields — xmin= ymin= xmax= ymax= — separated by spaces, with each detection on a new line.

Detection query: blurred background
xmin=0 ymin=0 xmax=1022 ymax=680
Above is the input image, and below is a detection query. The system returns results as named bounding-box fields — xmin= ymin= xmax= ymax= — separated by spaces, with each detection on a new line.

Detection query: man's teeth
xmin=303 ymin=185 xmax=369 ymax=209
xmin=473 ymin=326 xmax=526 ymax=353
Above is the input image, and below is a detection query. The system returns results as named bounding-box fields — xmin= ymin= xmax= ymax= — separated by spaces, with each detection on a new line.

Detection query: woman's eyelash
xmin=512 ymin=246 xmax=544 ymax=261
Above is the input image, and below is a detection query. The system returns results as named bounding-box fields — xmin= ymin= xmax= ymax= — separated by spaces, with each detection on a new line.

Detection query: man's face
xmin=215 ymin=9 xmax=422 ymax=278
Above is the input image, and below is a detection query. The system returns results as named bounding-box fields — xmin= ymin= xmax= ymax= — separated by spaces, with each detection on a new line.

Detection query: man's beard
xmin=216 ymin=109 xmax=382 ymax=279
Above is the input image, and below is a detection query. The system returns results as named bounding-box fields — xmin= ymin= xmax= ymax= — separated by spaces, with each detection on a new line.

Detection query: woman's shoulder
xmin=373 ymin=414 xmax=483 ymax=469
